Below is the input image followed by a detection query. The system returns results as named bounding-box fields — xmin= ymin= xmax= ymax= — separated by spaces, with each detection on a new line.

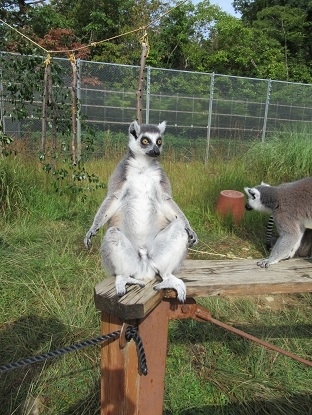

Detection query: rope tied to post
xmin=0 ymin=326 xmax=148 ymax=375
xmin=125 ymin=325 xmax=148 ymax=375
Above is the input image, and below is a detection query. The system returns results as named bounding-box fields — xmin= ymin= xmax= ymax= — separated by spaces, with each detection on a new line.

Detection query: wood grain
xmin=94 ymin=258 xmax=312 ymax=320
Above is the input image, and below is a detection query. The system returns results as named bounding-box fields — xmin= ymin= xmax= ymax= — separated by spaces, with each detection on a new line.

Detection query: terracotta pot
xmin=216 ymin=190 xmax=245 ymax=224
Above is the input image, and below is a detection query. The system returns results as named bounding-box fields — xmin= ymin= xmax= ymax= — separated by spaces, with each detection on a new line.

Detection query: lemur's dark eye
xmin=249 ymin=190 xmax=256 ymax=199
xmin=141 ymin=137 xmax=149 ymax=145
xmin=156 ymin=138 xmax=162 ymax=146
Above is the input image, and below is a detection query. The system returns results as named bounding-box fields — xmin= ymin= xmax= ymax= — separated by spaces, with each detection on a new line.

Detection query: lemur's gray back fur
xmin=257 ymin=186 xmax=279 ymax=210
xmin=245 ymin=177 xmax=312 ymax=267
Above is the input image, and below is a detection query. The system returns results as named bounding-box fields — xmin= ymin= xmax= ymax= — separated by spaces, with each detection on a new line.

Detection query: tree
xmin=232 ymin=1 xmax=312 ymax=81
xmin=198 ymin=14 xmax=286 ymax=79
xmin=50 ymin=0 xmax=164 ymax=64
xmin=254 ymin=6 xmax=309 ymax=81
xmin=28 ymin=4 xmax=70 ymax=38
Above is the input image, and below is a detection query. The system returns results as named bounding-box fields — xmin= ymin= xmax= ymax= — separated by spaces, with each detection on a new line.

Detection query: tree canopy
xmin=1 ymin=0 xmax=312 ymax=82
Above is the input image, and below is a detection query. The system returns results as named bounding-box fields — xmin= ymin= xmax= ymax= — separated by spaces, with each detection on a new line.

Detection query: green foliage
xmin=0 ymin=53 xmax=44 ymax=121
xmin=0 ymin=129 xmax=14 ymax=156
xmin=1 ymin=0 xmax=312 ymax=82
xmin=42 ymin=160 xmax=105 ymax=204
xmin=40 ymin=132 xmax=106 ymax=205
xmin=28 ymin=4 xmax=71 ymax=38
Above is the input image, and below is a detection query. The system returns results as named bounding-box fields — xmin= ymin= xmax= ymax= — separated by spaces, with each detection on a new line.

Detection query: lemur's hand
xmin=84 ymin=229 xmax=96 ymax=249
xmin=186 ymin=227 xmax=198 ymax=247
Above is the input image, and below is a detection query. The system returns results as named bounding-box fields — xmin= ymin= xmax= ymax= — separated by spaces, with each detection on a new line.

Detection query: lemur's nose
xmin=153 ymin=145 xmax=160 ymax=156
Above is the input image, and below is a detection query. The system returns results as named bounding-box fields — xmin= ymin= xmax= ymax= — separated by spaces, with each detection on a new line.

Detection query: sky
xmin=192 ymin=0 xmax=241 ymax=17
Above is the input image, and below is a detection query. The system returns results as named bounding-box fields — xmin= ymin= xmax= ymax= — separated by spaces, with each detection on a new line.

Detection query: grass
xmin=0 ymin=129 xmax=311 ymax=414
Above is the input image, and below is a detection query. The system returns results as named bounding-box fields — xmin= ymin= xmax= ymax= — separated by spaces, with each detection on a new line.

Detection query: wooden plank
xmin=94 ymin=278 xmax=164 ymax=320
xmin=94 ymin=258 xmax=312 ymax=320
xmin=181 ymin=258 xmax=312 ymax=297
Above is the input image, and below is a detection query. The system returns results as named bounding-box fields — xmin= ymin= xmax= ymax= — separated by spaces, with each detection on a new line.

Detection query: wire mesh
xmin=1 ymin=51 xmax=312 ymax=159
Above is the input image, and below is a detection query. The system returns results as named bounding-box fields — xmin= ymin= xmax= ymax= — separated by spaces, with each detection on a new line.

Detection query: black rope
xmin=0 ymin=326 xmax=149 ymax=375
xmin=0 ymin=330 xmax=121 ymax=373
xmin=125 ymin=326 xmax=148 ymax=376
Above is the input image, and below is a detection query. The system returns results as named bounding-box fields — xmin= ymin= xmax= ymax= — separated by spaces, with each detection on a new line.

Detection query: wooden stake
xmin=136 ymin=42 xmax=147 ymax=125
xmin=41 ymin=61 xmax=50 ymax=155
xmin=70 ymin=55 xmax=77 ymax=165
xmin=100 ymin=301 xmax=170 ymax=415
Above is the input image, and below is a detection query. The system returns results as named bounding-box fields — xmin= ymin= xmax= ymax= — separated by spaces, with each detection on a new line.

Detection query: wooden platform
xmin=94 ymin=258 xmax=312 ymax=320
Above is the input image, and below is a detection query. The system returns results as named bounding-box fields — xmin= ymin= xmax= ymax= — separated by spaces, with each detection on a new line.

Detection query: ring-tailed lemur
xmin=244 ymin=177 xmax=312 ymax=267
xmin=266 ymin=214 xmax=312 ymax=257
xmin=84 ymin=120 xmax=197 ymax=302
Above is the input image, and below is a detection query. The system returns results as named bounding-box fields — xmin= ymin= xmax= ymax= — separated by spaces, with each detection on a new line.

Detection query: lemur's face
xmin=244 ymin=187 xmax=261 ymax=211
xmin=244 ymin=186 xmax=273 ymax=214
xmin=128 ymin=121 xmax=166 ymax=158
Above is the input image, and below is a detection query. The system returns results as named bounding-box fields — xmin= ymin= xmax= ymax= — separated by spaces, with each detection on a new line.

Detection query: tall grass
xmin=0 ymin=158 xmax=36 ymax=220
xmin=244 ymin=129 xmax=312 ymax=183
xmin=0 ymin=129 xmax=311 ymax=414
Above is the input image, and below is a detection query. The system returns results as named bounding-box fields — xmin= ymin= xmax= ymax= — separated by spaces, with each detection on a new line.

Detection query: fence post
xmin=262 ymin=78 xmax=271 ymax=143
xmin=136 ymin=42 xmax=148 ymax=125
xmin=76 ymin=59 xmax=82 ymax=162
xmin=0 ymin=65 xmax=4 ymax=136
xmin=205 ymin=72 xmax=214 ymax=164
xmin=145 ymin=66 xmax=151 ymax=124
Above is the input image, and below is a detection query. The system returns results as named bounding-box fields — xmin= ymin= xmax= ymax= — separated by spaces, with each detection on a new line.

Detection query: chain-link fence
xmin=1 ymin=52 xmax=312 ymax=161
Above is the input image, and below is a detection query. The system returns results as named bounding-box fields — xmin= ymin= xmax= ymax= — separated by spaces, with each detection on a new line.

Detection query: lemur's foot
xmin=257 ymin=259 xmax=270 ymax=268
xmin=154 ymin=275 xmax=186 ymax=302
xmin=115 ymin=275 xmax=145 ymax=297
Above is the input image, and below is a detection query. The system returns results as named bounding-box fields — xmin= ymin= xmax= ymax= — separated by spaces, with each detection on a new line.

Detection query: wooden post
xmin=100 ymin=301 xmax=170 ymax=414
xmin=41 ymin=57 xmax=50 ymax=155
xmin=70 ymin=54 xmax=77 ymax=165
xmin=136 ymin=42 xmax=147 ymax=125
xmin=95 ymin=258 xmax=312 ymax=415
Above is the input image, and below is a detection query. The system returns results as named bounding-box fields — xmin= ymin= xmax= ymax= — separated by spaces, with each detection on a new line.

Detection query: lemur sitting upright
xmin=84 ymin=120 xmax=197 ymax=301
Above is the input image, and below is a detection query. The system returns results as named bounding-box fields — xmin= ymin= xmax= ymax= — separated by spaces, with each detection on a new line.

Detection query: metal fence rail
xmin=1 ymin=52 xmax=312 ymax=160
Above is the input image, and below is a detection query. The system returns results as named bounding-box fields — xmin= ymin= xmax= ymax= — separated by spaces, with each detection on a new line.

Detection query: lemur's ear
xmin=158 ymin=121 xmax=166 ymax=135
xmin=244 ymin=187 xmax=251 ymax=196
xmin=129 ymin=120 xmax=140 ymax=139
xmin=244 ymin=187 xmax=257 ymax=199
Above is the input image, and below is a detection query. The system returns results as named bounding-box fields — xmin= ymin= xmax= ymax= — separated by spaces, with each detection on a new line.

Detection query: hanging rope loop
xmin=125 ymin=326 xmax=148 ymax=375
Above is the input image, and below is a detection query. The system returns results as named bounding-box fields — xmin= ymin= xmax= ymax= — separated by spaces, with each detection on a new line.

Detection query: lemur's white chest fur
xmin=118 ymin=157 xmax=167 ymax=248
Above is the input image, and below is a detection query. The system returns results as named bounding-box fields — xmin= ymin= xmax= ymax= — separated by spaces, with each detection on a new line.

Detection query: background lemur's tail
xmin=265 ymin=215 xmax=275 ymax=251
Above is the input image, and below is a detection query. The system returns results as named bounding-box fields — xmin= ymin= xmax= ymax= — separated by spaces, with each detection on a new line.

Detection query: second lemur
xmin=84 ymin=120 xmax=197 ymax=301
xmin=265 ymin=214 xmax=312 ymax=258
xmin=245 ymin=177 xmax=312 ymax=268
